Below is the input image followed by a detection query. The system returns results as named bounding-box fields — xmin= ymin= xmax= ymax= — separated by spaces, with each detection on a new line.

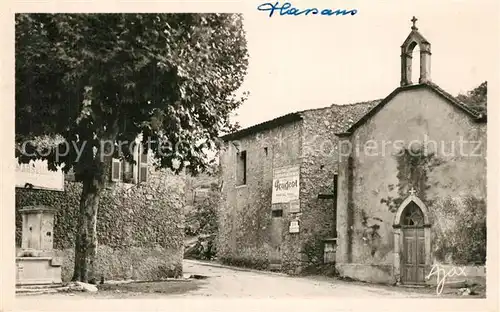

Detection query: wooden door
xmin=401 ymin=202 xmax=426 ymax=284
xmin=269 ymin=209 xmax=283 ymax=270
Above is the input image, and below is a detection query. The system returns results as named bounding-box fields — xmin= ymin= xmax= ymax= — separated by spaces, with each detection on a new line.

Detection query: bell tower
xmin=400 ymin=17 xmax=432 ymax=86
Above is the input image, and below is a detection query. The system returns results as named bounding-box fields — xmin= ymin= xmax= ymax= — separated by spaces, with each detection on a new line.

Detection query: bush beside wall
xmin=16 ymin=170 xmax=185 ymax=282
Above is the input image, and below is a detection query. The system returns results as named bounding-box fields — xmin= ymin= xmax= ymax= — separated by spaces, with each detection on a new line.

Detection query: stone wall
xmin=16 ymin=167 xmax=185 ymax=282
xmin=336 ymin=88 xmax=487 ymax=284
xmin=217 ymin=103 xmax=376 ymax=274
xmin=296 ymin=103 xmax=377 ymax=273
xmin=217 ymin=120 xmax=303 ymax=271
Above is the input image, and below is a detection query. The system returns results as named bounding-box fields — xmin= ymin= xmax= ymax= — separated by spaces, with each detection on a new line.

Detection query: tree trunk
xmin=71 ymin=123 xmax=117 ymax=283
xmin=71 ymin=174 xmax=105 ymax=283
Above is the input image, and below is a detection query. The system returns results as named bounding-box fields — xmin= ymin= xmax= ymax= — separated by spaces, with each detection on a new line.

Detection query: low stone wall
xmin=16 ymin=245 xmax=183 ymax=282
xmin=16 ymin=169 xmax=185 ymax=282
xmin=336 ymin=263 xmax=394 ymax=284
xmin=219 ymin=246 xmax=270 ymax=271
xmin=55 ymin=246 xmax=183 ymax=282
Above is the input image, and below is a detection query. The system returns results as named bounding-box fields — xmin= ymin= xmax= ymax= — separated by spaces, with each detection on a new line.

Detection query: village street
xmin=179 ymin=260 xmax=434 ymax=298
xmin=15 ymin=259 xmax=440 ymax=311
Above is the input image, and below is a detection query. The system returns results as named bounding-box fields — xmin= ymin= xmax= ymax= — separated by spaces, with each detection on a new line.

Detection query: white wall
xmin=15 ymin=159 xmax=64 ymax=191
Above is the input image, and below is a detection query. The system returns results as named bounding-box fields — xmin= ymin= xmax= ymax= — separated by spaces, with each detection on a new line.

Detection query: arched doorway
xmin=400 ymin=202 xmax=426 ymax=284
xmin=393 ymin=192 xmax=431 ymax=285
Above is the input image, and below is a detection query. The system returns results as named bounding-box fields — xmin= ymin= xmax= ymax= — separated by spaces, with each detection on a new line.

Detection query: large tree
xmin=15 ymin=13 xmax=248 ymax=283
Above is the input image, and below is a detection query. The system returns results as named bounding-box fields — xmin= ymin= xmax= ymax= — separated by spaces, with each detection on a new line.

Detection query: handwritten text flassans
xmin=257 ymin=2 xmax=358 ymax=18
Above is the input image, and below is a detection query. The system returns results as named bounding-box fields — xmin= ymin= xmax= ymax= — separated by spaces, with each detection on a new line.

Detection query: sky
xmin=231 ymin=0 xmax=498 ymax=129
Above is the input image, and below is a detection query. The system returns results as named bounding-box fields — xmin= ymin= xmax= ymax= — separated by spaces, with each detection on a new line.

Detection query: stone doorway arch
xmin=392 ymin=191 xmax=431 ymax=284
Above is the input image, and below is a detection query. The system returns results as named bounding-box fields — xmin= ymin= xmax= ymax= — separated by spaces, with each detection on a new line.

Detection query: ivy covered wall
xmin=16 ymin=169 xmax=185 ymax=282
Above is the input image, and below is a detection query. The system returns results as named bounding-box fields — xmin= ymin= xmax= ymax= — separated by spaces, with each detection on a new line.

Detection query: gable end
xmin=336 ymin=83 xmax=486 ymax=137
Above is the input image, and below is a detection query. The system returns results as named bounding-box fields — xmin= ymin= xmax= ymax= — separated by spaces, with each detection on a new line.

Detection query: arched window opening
xmin=407 ymin=41 xmax=420 ymax=84
xmin=402 ymin=201 xmax=424 ymax=227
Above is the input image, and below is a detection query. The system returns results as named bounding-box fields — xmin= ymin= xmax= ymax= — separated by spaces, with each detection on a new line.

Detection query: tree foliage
xmin=434 ymin=196 xmax=486 ymax=265
xmin=190 ymin=182 xmax=220 ymax=236
xmin=184 ymin=182 xmax=220 ymax=260
xmin=16 ymin=13 xmax=248 ymax=175
xmin=15 ymin=13 xmax=248 ymax=282
xmin=456 ymin=81 xmax=487 ymax=115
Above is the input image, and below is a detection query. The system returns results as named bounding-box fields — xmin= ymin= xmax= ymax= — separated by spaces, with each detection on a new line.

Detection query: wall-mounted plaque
xmin=289 ymin=220 xmax=299 ymax=234
xmin=289 ymin=200 xmax=300 ymax=213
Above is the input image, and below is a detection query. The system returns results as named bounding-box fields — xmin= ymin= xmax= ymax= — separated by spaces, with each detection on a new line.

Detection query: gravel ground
xmin=14 ymin=259 xmax=485 ymax=311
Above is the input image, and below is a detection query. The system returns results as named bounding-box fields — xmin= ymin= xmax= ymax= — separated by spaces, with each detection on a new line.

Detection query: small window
xmin=272 ymin=210 xmax=283 ymax=218
xmin=236 ymin=150 xmax=247 ymax=186
xmin=264 ymin=147 xmax=268 ymax=156
xmin=111 ymin=159 xmax=122 ymax=182
xmin=111 ymin=143 xmax=149 ymax=184
xmin=111 ymin=159 xmax=136 ymax=183
xmin=122 ymin=161 xmax=134 ymax=184
xmin=402 ymin=202 xmax=424 ymax=227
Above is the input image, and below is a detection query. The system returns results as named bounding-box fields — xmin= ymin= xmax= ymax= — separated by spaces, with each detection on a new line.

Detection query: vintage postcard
xmin=1 ymin=0 xmax=498 ymax=311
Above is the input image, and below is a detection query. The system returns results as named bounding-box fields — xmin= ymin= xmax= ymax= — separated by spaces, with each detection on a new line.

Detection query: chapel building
xmin=218 ymin=18 xmax=487 ymax=285
xmin=334 ymin=17 xmax=486 ymax=284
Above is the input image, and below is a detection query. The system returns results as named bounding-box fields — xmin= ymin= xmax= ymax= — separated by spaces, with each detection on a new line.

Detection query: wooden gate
xmin=401 ymin=202 xmax=426 ymax=284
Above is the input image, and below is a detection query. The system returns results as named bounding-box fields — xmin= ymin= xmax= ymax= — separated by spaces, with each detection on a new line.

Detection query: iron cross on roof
xmin=409 ymin=187 xmax=417 ymax=196
xmin=411 ymin=16 xmax=418 ymax=30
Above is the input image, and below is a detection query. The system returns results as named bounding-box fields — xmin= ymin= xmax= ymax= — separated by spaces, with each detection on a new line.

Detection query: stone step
xmin=16 ymin=283 xmax=66 ymax=295
xmin=268 ymin=263 xmax=282 ymax=271
xmin=16 ymin=283 xmax=63 ymax=289
xmin=16 ymin=282 xmax=99 ymax=294
xmin=16 ymin=288 xmax=59 ymax=294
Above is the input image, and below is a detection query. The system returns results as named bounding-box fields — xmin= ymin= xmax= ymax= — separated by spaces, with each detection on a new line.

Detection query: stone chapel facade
xmin=335 ymin=19 xmax=487 ymax=285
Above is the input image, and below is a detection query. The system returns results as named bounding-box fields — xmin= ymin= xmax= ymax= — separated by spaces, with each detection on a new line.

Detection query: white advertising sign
xmin=15 ymin=159 xmax=65 ymax=191
xmin=272 ymin=165 xmax=300 ymax=204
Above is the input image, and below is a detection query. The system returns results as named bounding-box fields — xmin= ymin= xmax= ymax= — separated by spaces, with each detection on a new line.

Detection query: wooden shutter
xmin=111 ymin=158 xmax=122 ymax=182
xmin=138 ymin=149 xmax=148 ymax=183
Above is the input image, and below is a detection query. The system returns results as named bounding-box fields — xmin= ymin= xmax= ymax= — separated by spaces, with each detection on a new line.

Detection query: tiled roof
xmin=220 ymin=82 xmax=486 ymax=141
xmin=325 ymin=100 xmax=382 ymax=132
xmin=220 ymin=100 xmax=380 ymax=141
xmin=220 ymin=112 xmax=302 ymax=141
